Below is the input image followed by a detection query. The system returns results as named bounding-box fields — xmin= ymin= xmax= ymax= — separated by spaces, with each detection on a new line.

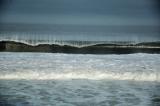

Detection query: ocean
xmin=0 ymin=0 xmax=160 ymax=105
xmin=0 ymin=24 xmax=160 ymax=47
xmin=0 ymin=52 xmax=160 ymax=106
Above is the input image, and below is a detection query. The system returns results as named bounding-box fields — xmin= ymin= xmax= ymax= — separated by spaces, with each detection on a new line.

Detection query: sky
xmin=0 ymin=0 xmax=160 ymax=26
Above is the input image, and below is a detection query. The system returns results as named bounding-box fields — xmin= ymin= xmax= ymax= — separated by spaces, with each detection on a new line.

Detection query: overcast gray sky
xmin=0 ymin=0 xmax=159 ymax=26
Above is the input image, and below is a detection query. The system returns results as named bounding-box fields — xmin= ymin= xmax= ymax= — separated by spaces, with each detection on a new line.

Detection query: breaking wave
xmin=1 ymin=71 xmax=159 ymax=82
xmin=0 ymin=53 xmax=160 ymax=82
xmin=0 ymin=31 xmax=160 ymax=47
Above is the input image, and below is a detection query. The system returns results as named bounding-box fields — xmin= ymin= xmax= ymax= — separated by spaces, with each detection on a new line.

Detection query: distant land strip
xmin=0 ymin=41 xmax=160 ymax=54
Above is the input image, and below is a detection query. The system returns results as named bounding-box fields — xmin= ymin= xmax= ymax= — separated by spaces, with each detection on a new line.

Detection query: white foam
xmin=0 ymin=53 xmax=160 ymax=106
xmin=0 ymin=71 xmax=159 ymax=81
xmin=0 ymin=53 xmax=160 ymax=81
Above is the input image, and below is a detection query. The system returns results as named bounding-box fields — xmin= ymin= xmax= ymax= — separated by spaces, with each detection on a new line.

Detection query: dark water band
xmin=0 ymin=41 xmax=160 ymax=54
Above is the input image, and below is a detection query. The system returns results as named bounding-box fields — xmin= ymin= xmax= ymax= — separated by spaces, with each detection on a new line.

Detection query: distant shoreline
xmin=0 ymin=41 xmax=160 ymax=54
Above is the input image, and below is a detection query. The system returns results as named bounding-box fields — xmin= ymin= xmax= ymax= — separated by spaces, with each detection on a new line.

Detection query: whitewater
xmin=0 ymin=52 xmax=160 ymax=106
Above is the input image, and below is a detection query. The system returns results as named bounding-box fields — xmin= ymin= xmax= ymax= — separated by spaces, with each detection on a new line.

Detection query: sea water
xmin=0 ymin=52 xmax=160 ymax=106
xmin=0 ymin=25 xmax=160 ymax=47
